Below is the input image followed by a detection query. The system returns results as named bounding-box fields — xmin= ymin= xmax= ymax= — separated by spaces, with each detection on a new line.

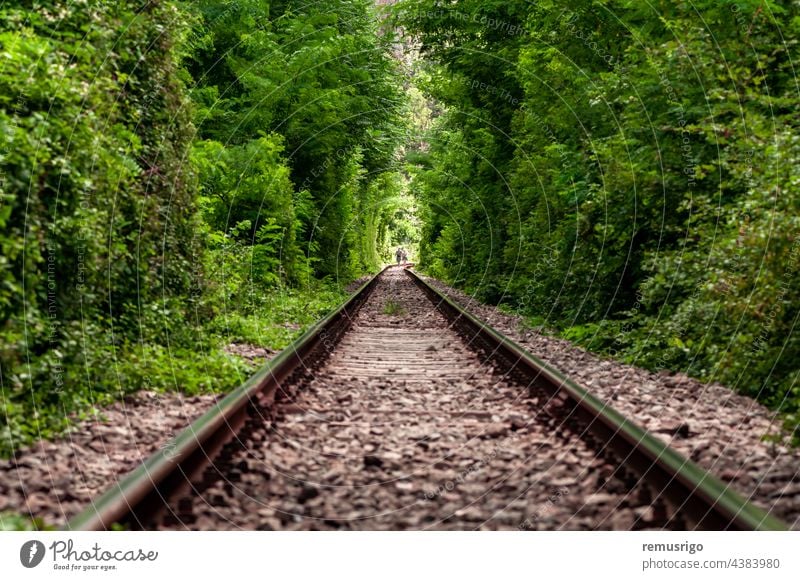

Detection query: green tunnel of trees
xmin=1 ymin=0 xmax=799 ymax=454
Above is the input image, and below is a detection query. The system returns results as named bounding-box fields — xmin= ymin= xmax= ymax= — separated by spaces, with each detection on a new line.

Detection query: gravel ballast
xmin=420 ymin=274 xmax=800 ymax=528
xmin=159 ymin=269 xmax=669 ymax=530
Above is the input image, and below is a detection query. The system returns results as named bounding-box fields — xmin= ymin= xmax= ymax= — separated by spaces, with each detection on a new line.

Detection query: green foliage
xmin=193 ymin=135 xmax=303 ymax=286
xmin=0 ymin=0 xmax=407 ymax=457
xmin=398 ymin=0 xmax=800 ymax=435
xmin=0 ymin=1 xmax=203 ymax=455
xmin=205 ymin=280 xmax=346 ymax=349
xmin=186 ymin=0 xmax=407 ymax=281
xmin=0 ymin=512 xmax=54 ymax=531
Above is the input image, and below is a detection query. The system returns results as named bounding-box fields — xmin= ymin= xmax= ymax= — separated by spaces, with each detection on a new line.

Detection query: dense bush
xmin=397 ymin=0 xmax=800 ymax=435
xmin=185 ymin=0 xmax=406 ymax=282
xmin=0 ymin=1 xmax=207 ymax=452
xmin=0 ymin=0 xmax=408 ymax=455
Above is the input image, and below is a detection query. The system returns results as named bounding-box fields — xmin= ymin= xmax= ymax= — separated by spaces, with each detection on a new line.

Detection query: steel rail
xmin=65 ymin=268 xmax=387 ymax=531
xmin=404 ymin=268 xmax=788 ymax=531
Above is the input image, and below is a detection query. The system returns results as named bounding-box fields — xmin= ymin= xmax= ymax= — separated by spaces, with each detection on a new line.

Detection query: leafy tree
xmin=0 ymin=1 xmax=203 ymax=451
xmin=398 ymin=0 xmax=800 ymax=435
xmin=185 ymin=0 xmax=406 ymax=281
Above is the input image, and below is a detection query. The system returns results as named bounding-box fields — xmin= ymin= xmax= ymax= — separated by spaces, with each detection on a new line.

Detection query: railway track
xmin=66 ymin=267 xmax=788 ymax=530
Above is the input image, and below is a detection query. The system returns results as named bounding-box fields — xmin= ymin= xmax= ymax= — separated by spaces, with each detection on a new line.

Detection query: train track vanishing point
xmin=66 ymin=266 xmax=788 ymax=531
